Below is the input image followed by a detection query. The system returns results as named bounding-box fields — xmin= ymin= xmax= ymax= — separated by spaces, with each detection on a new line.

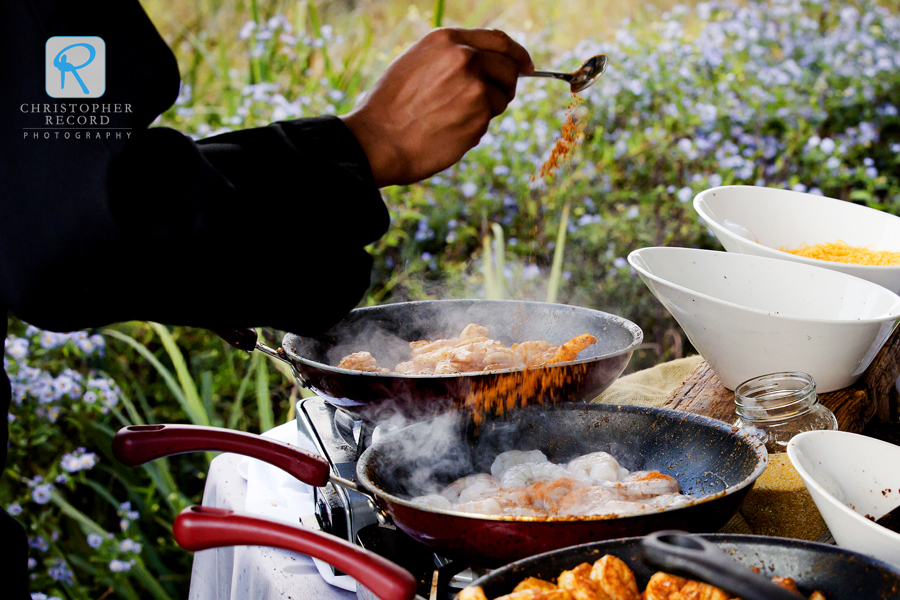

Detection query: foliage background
xmin=4 ymin=0 xmax=900 ymax=598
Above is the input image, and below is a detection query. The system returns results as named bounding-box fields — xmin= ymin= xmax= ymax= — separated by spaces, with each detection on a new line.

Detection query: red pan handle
xmin=174 ymin=505 xmax=418 ymax=600
xmin=112 ymin=424 xmax=331 ymax=487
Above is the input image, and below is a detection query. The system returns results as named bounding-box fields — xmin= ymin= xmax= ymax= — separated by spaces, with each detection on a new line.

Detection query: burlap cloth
xmin=591 ymin=356 xmax=827 ymax=541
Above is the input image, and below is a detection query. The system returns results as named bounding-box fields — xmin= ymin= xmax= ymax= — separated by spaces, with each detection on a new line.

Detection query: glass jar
xmin=734 ymin=372 xmax=838 ymax=453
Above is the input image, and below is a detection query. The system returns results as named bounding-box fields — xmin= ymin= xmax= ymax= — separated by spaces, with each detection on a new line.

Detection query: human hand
xmin=340 ymin=28 xmax=534 ymax=187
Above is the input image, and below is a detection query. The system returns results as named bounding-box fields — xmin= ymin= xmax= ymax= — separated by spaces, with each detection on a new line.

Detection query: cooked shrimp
xmin=670 ymin=581 xmax=729 ymax=600
xmin=459 ymin=586 xmax=490 ymax=600
xmin=558 ymin=563 xmax=611 ymax=600
xmin=410 ymin=494 xmax=453 ymax=510
xmin=643 ymin=572 xmax=688 ymax=600
xmin=511 ymin=341 xmax=557 ymax=366
xmin=491 ymin=450 xmax=549 ymax=479
xmin=567 ymin=452 xmax=622 ymax=483
xmin=554 ymin=486 xmax=627 ymax=516
xmin=591 ymin=555 xmax=640 ymax=600
xmin=545 ymin=334 xmax=597 ymax=364
xmin=513 ymin=578 xmax=558 ymax=593
xmin=809 ymin=592 xmax=826 ymax=600
xmin=496 ymin=591 xmax=571 ymax=600
xmin=337 ymin=352 xmax=390 ymax=372
xmin=440 ymin=474 xmax=501 ymax=503
xmin=500 ymin=462 xmax=573 ymax=490
xmin=460 ymin=323 xmax=491 ymax=341
xmin=771 ymin=576 xmax=799 ymax=592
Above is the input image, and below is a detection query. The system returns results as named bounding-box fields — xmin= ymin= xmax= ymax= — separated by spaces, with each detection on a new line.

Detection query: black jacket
xmin=0 ymin=3 xmax=389 ymax=594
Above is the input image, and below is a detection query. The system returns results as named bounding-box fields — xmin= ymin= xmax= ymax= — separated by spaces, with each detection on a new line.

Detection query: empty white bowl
xmin=787 ymin=430 xmax=900 ymax=567
xmin=694 ymin=186 xmax=900 ymax=294
xmin=627 ymin=247 xmax=900 ymax=391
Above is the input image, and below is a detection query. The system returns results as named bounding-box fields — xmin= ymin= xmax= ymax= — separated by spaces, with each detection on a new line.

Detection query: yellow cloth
xmin=592 ymin=355 xmax=704 ymax=406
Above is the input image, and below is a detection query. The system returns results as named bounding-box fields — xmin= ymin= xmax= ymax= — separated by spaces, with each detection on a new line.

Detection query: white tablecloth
xmin=188 ymin=444 xmax=357 ymax=600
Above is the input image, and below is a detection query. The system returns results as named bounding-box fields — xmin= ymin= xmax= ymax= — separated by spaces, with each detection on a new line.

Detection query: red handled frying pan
xmin=113 ymin=403 xmax=766 ymax=567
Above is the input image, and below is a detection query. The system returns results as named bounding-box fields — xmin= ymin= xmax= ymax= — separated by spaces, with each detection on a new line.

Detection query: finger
xmin=474 ymin=50 xmax=520 ymax=102
xmin=482 ymin=82 xmax=511 ymax=117
xmin=446 ymin=28 xmax=534 ymax=74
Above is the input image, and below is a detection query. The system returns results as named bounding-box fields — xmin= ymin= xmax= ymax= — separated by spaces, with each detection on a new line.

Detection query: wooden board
xmin=664 ymin=325 xmax=900 ymax=433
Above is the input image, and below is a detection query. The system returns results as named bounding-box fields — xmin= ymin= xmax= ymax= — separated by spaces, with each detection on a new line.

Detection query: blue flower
xmin=31 ymin=484 xmax=53 ymax=505
xmin=28 ymin=558 xmax=36 ymax=569
xmin=28 ymin=536 xmax=48 ymax=552
xmin=677 ymin=187 xmax=693 ymax=203
xmin=460 ymin=182 xmax=478 ymax=198
xmin=87 ymin=533 xmax=104 ymax=549
xmin=7 ymin=502 xmax=22 ymax=516
xmin=109 ymin=559 xmax=132 ymax=573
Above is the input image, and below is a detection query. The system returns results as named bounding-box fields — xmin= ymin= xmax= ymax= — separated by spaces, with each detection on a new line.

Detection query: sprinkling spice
xmin=535 ymin=94 xmax=585 ymax=182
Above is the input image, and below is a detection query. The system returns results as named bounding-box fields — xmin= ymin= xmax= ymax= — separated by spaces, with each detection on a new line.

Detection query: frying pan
xmin=113 ymin=403 xmax=766 ymax=567
xmin=468 ymin=533 xmax=900 ymax=599
xmin=215 ymin=300 xmax=642 ymax=419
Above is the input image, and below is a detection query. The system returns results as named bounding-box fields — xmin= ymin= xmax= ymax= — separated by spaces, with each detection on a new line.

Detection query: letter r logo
xmin=46 ymin=36 xmax=106 ymax=98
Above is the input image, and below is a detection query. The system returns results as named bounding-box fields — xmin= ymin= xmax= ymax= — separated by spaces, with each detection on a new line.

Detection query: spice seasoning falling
xmin=536 ymin=94 xmax=586 ymax=182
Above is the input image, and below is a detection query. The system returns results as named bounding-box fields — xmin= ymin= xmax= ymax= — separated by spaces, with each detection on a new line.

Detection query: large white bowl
xmin=694 ymin=185 xmax=900 ymax=294
xmin=627 ymin=247 xmax=900 ymax=391
xmin=787 ymin=430 xmax=900 ymax=568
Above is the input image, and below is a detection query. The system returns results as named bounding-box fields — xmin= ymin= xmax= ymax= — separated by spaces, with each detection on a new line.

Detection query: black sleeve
xmin=0 ymin=0 xmax=390 ymax=335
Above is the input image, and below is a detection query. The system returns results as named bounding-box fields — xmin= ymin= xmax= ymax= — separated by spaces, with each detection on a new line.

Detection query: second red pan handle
xmin=174 ymin=506 xmax=418 ymax=600
xmin=112 ymin=424 xmax=331 ymax=487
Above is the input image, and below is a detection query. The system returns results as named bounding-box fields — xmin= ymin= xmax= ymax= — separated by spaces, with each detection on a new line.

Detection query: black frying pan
xmin=468 ymin=533 xmax=900 ymax=599
xmin=217 ymin=300 xmax=642 ymax=419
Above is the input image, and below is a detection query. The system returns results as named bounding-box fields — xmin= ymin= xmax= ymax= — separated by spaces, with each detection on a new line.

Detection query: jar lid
xmin=734 ymin=371 xmax=817 ymax=421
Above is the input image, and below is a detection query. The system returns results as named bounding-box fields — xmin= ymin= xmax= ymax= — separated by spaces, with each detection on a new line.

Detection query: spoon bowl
xmin=522 ymin=54 xmax=608 ymax=93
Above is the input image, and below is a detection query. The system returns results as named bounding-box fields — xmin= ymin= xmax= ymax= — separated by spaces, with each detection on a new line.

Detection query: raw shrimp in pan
xmin=439 ymin=474 xmax=501 ymax=503
xmin=490 ymin=450 xmax=549 ymax=479
xmin=500 ymin=462 xmax=574 ymax=490
xmin=566 ymin=451 xmax=625 ymax=483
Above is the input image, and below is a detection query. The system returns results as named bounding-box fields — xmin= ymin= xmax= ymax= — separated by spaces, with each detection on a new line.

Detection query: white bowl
xmin=787 ymin=430 xmax=900 ymax=567
xmin=627 ymin=247 xmax=900 ymax=391
xmin=694 ymin=185 xmax=900 ymax=294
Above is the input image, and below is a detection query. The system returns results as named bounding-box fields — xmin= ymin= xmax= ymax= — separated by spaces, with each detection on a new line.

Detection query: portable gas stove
xmin=295 ymin=396 xmax=482 ymax=599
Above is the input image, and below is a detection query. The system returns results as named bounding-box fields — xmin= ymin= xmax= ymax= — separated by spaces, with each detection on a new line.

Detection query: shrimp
xmin=545 ymin=334 xmax=597 ymax=364
xmin=558 ymin=563 xmax=610 ymax=600
xmin=591 ymin=555 xmax=640 ymax=600
xmin=440 ymin=474 xmax=501 ymax=503
xmin=511 ymin=341 xmax=556 ymax=366
xmin=643 ymin=572 xmax=688 ymax=600
xmin=567 ymin=452 xmax=622 ymax=483
xmin=337 ymin=352 xmax=389 ymax=372
xmin=410 ymin=494 xmax=453 ymax=511
xmin=670 ymin=581 xmax=729 ymax=600
xmin=457 ymin=477 xmax=503 ymax=504
xmin=459 ymin=323 xmax=490 ymax=341
xmin=458 ymin=587 xmax=489 ymax=600
xmin=456 ymin=497 xmax=503 ymax=515
xmin=526 ymin=478 xmax=588 ymax=512
xmin=615 ymin=471 xmax=682 ymax=497
xmin=490 ymin=450 xmax=549 ymax=479
xmin=771 ymin=576 xmax=799 ymax=593
xmin=500 ymin=462 xmax=573 ymax=490
xmin=513 ymin=578 xmax=558 ymax=593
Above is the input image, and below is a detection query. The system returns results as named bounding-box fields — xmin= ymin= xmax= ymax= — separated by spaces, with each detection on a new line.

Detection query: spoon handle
xmin=521 ymin=71 xmax=572 ymax=82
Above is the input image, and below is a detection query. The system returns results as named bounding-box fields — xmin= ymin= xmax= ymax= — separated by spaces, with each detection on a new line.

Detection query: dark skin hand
xmin=340 ymin=28 xmax=534 ymax=188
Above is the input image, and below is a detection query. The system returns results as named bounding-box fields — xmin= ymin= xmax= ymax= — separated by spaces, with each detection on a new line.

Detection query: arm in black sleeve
xmin=1 ymin=0 xmax=390 ymax=335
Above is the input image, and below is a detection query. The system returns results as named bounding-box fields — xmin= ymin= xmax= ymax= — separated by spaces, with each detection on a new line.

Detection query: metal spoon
xmin=521 ymin=54 xmax=608 ymax=93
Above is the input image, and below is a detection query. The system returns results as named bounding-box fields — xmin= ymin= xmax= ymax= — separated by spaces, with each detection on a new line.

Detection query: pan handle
xmin=112 ymin=424 xmax=331 ymax=487
xmin=641 ymin=531 xmax=805 ymax=600
xmin=174 ymin=505 xmax=417 ymax=600
xmin=211 ymin=328 xmax=294 ymax=369
xmin=211 ymin=328 xmax=258 ymax=352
